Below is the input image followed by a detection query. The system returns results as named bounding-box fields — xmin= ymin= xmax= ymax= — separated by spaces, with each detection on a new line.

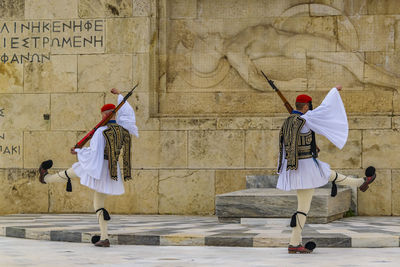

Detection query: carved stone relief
xmin=164 ymin=2 xmax=400 ymax=99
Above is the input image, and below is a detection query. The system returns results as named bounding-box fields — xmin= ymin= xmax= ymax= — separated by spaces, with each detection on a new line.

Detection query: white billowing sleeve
xmin=302 ymin=88 xmax=348 ymax=149
xmin=74 ymin=127 xmax=107 ymax=180
xmin=116 ymin=94 xmax=139 ymax=137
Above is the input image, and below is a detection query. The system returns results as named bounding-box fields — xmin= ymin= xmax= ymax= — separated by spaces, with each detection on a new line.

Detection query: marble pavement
xmin=0 ymin=214 xmax=399 ymax=248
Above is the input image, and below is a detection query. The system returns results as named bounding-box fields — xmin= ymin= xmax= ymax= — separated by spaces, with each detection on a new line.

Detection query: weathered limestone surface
xmin=24 ymin=55 xmax=77 ymax=93
xmin=189 ymin=130 xmax=244 ymax=168
xmin=159 ymin=170 xmax=214 ymax=215
xmin=0 ymin=94 xmax=50 ymax=131
xmin=0 ymin=63 xmax=23 ymax=94
xmin=25 ymin=0 xmax=78 ymax=19
xmin=78 ymin=0 xmax=133 ymax=18
xmin=358 ymin=169 xmax=392 ymax=216
xmin=0 ymin=0 xmax=25 ymax=19
xmin=0 ymin=169 xmax=48 ymax=214
xmin=23 ymin=131 xmax=77 ymax=169
xmin=51 ymin=93 xmax=104 ymax=131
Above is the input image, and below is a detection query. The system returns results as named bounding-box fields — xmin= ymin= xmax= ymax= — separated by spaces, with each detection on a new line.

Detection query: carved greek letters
xmin=0 ymin=19 xmax=104 ymax=64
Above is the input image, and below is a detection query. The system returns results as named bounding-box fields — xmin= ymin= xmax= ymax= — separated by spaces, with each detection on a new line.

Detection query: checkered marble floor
xmin=0 ymin=214 xmax=399 ymax=248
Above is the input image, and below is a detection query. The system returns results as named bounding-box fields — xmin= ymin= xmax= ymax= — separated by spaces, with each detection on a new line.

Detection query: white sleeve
xmin=74 ymin=127 xmax=106 ymax=180
xmin=116 ymin=94 xmax=139 ymax=137
xmin=301 ymin=88 xmax=348 ymax=149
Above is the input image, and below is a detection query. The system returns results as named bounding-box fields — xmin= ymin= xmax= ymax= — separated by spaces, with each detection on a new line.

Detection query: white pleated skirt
xmin=72 ymin=160 xmax=125 ymax=195
xmin=276 ymin=158 xmax=331 ymax=191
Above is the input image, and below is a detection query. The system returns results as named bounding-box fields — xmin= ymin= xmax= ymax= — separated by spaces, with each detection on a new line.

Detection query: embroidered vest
xmin=103 ymin=123 xmax=132 ymax=181
xmin=278 ymin=114 xmax=317 ymax=172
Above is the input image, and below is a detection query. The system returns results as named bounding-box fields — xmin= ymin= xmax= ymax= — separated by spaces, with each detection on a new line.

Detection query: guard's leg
xmin=43 ymin=168 xmax=78 ymax=183
xmin=289 ymin=188 xmax=314 ymax=253
xmin=93 ymin=191 xmax=110 ymax=247
xmin=329 ymin=168 xmax=376 ymax=194
xmin=329 ymin=171 xmax=363 ymax=187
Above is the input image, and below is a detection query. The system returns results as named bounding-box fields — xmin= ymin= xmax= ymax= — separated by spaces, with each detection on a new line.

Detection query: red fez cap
xmin=296 ymin=94 xmax=312 ymax=103
xmin=101 ymin=104 xmax=115 ymax=112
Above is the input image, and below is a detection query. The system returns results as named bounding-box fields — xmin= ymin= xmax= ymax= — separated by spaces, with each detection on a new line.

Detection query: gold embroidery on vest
xmin=103 ymin=124 xmax=132 ymax=181
xmin=278 ymin=114 xmax=306 ymax=172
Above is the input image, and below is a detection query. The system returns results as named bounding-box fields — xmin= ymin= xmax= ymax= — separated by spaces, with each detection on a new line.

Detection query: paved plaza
xmin=1 ymin=236 xmax=400 ymax=267
xmin=1 ymin=214 xmax=400 ymax=248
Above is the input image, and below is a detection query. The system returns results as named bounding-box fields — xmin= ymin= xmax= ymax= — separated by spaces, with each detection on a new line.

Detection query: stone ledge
xmin=216 ymin=188 xmax=352 ymax=224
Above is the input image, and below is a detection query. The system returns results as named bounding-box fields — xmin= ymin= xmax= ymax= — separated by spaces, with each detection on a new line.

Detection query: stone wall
xmin=1 ymin=0 xmax=400 ymax=216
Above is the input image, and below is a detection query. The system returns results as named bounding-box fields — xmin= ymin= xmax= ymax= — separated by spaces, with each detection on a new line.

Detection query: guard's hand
xmin=335 ymin=85 xmax=342 ymax=91
xmin=70 ymin=147 xmax=77 ymax=155
xmin=111 ymin=88 xmax=121 ymax=95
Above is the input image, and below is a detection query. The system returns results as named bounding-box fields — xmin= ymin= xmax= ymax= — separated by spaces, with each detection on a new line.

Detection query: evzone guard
xmin=276 ymin=85 xmax=376 ymax=254
xmin=261 ymin=73 xmax=377 ymax=254
xmin=38 ymin=87 xmax=139 ymax=247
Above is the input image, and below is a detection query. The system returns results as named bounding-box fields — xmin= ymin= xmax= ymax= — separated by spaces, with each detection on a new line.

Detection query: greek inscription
xmin=0 ymin=19 xmax=104 ymax=64
xmin=0 ymin=108 xmax=4 ymax=117
xmin=0 ymin=133 xmax=4 ymax=140
xmin=0 ymin=145 xmax=20 ymax=155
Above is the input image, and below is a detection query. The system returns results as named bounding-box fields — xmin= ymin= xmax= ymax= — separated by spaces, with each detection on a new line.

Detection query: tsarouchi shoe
xmin=288 ymin=244 xmax=313 ymax=254
xmin=359 ymin=166 xmax=376 ymax=192
xmin=95 ymin=239 xmax=110 ymax=247
xmin=38 ymin=160 xmax=53 ymax=184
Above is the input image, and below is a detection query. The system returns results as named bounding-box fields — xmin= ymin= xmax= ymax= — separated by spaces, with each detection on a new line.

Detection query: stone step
xmin=216 ymin=188 xmax=351 ymax=224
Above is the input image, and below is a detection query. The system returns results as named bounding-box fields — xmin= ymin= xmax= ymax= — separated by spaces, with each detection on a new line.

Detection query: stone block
xmin=132 ymin=53 xmax=150 ymax=92
xmin=189 ymin=130 xmax=244 ymax=168
xmin=0 ymin=131 xmax=23 ymax=168
xmin=159 ymin=92 xmax=281 ymax=116
xmin=24 ymin=55 xmax=77 ymax=93
xmin=160 ymin=118 xmax=217 ymax=130
xmin=217 ymin=118 xmax=272 ymax=130
xmin=312 ymin=0 xmax=368 ymax=16
xmin=0 ymin=94 xmax=50 ymax=131
xmin=132 ymin=130 xmax=187 ymax=168
xmin=216 ymin=188 xmax=352 ymax=223
xmin=245 ymin=130 xmax=279 ymax=168
xmin=132 ymin=0 xmax=151 ymax=17
xmin=363 ymin=130 xmax=400 ymax=169
xmin=51 ymin=93 xmax=104 ymax=131
xmin=169 ymin=0 xmax=197 ymax=19
xmin=78 ymin=0 xmax=133 ymax=18
xmin=78 ymin=54 xmax=132 ymax=93
xmin=159 ymin=170 xmax=214 ymax=214
xmin=25 ymin=0 xmax=78 ymax=19
xmin=318 ymin=130 xmax=361 ymax=169
xmin=106 ymin=18 xmax=149 ymax=53
xmin=0 ymin=169 xmax=48 ymax=215
xmin=365 ymin=52 xmax=400 ymax=88
xmin=197 ymin=0 xmax=249 ymax=19
xmin=48 ymin=173 xmax=93 ymax=213
xmin=0 ymin=0 xmax=24 ymax=19
xmin=358 ymin=169 xmax=391 ymax=216
xmin=106 ymin=170 xmax=158 ymax=214
xmin=215 ymin=170 xmax=272 ymax=195
xmin=105 ymin=92 xmax=159 ymax=131
xmin=367 ymin=0 xmax=400 ymax=15
xmin=339 ymin=15 xmax=395 ymax=52
xmin=24 ymin=131 xmax=77 ymax=169
xmin=341 ymin=90 xmax=393 ymax=114
xmin=391 ymin=170 xmax=400 ymax=215
xmin=349 ymin=116 xmax=391 ymax=130
xmin=0 ymin=63 xmax=23 ymax=94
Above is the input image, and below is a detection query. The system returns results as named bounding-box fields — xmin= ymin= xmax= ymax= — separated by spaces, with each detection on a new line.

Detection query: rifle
xmin=260 ymin=71 xmax=293 ymax=114
xmin=74 ymin=84 xmax=139 ymax=149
